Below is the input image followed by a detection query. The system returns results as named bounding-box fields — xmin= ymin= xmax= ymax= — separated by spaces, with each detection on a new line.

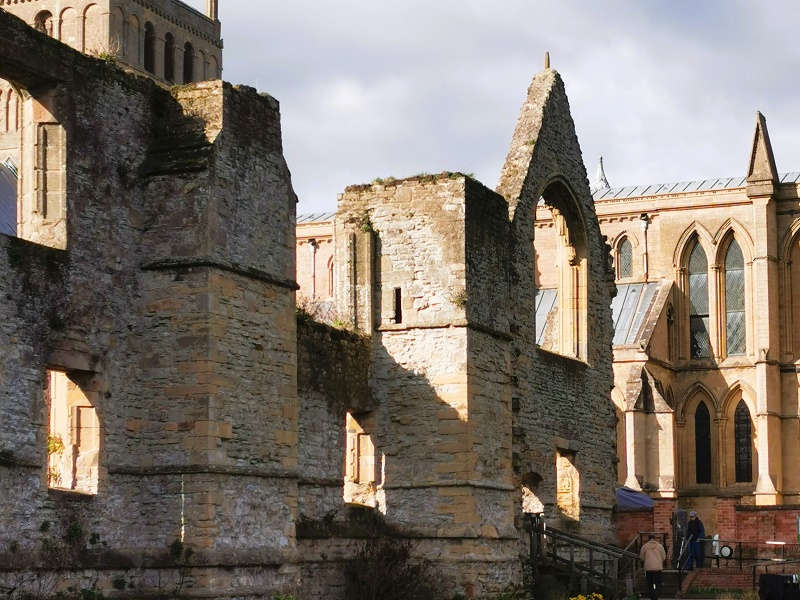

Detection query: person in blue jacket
xmin=686 ymin=510 xmax=705 ymax=570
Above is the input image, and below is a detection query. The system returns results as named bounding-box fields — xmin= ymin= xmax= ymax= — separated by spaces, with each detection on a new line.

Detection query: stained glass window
xmin=726 ymin=240 xmax=746 ymax=356
xmin=619 ymin=238 xmax=633 ymax=279
xmin=695 ymin=401 xmax=712 ymax=484
xmin=689 ymin=243 xmax=710 ymax=358
xmin=734 ymin=400 xmax=753 ymax=483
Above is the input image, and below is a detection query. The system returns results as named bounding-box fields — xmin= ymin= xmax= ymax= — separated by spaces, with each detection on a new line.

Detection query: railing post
xmin=739 ymin=542 xmax=743 ymax=572
xmin=570 ymin=543 xmax=576 ymax=589
xmin=531 ymin=516 xmax=540 ymax=586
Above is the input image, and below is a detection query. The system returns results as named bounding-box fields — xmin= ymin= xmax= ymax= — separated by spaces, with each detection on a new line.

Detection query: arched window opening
xmin=47 ymin=370 xmax=101 ymax=495
xmin=34 ymin=11 xmax=54 ymax=36
xmin=688 ymin=242 xmax=710 ymax=358
xmin=5 ymin=88 xmax=18 ymax=133
xmin=521 ymin=471 xmax=545 ymax=514
xmin=734 ymin=400 xmax=753 ymax=483
xmin=618 ymin=237 xmax=633 ymax=279
xmin=182 ymin=42 xmax=194 ymax=84
xmin=694 ymin=401 xmax=712 ymax=484
xmin=128 ymin=15 xmax=140 ymax=64
xmin=111 ymin=7 xmax=125 ymax=55
xmin=533 ymin=181 xmax=588 ymax=359
xmin=725 ymin=240 xmax=746 ymax=356
xmin=59 ymin=7 xmax=80 ymax=49
xmin=197 ymin=50 xmax=206 ymax=80
xmin=143 ymin=22 xmax=156 ymax=74
xmin=164 ymin=33 xmax=175 ymax=83
xmin=83 ymin=4 xmax=104 ymax=54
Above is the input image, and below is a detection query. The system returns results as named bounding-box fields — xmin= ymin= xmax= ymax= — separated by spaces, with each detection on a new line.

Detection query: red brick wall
xmin=654 ymin=498 xmax=677 ymax=555
xmin=615 ymin=508 xmax=653 ymax=547
xmin=716 ymin=498 xmax=737 ymax=542
xmin=735 ymin=506 xmax=800 ymax=544
xmin=690 ymin=569 xmax=753 ymax=590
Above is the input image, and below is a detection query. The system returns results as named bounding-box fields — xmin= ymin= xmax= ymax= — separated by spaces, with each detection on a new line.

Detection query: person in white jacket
xmin=640 ymin=534 xmax=667 ymax=600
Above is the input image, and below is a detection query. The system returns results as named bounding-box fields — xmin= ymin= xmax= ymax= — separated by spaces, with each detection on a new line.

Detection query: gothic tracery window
xmin=688 ymin=242 xmax=710 ymax=358
xmin=694 ymin=401 xmax=712 ymax=484
xmin=533 ymin=181 xmax=588 ymax=359
xmin=618 ymin=237 xmax=633 ymax=279
xmin=734 ymin=400 xmax=753 ymax=483
xmin=725 ymin=240 xmax=746 ymax=356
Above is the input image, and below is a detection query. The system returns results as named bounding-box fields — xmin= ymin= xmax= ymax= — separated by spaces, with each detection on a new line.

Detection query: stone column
xmin=751 ymin=192 xmax=782 ymax=504
xmin=747 ymin=113 xmax=782 ymax=505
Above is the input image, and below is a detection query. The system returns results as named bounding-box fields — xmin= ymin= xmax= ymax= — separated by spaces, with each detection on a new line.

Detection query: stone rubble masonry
xmin=497 ymin=69 xmax=617 ymax=538
xmin=308 ymin=68 xmax=616 ymax=595
xmin=0 ymin=7 xmax=300 ymax=597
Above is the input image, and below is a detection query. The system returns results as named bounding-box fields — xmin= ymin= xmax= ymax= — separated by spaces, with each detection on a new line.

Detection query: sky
xmin=184 ymin=0 xmax=800 ymax=215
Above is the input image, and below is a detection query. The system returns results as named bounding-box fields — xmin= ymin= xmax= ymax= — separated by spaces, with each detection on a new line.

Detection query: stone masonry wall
xmin=497 ymin=69 xmax=617 ymax=539
xmin=332 ymin=175 xmax=521 ymax=597
xmin=0 ymin=9 xmax=299 ymax=598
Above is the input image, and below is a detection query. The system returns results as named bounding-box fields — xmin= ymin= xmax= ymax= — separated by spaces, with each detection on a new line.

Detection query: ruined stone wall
xmin=497 ymin=69 xmax=617 ymax=539
xmin=331 ymin=175 xmax=521 ymax=597
xmin=0 ymin=10 xmax=299 ymax=598
xmin=296 ymin=319 xmax=371 ymax=519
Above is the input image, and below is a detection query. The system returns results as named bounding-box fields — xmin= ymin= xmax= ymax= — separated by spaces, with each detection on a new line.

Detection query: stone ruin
xmin=0 ymin=7 xmax=616 ymax=598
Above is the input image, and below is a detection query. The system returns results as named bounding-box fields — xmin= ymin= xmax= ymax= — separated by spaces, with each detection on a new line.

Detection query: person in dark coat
xmin=687 ymin=510 xmax=705 ymax=570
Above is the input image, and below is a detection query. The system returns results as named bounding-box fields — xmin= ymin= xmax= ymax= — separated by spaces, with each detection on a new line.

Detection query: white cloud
xmin=198 ymin=0 xmax=800 ymax=212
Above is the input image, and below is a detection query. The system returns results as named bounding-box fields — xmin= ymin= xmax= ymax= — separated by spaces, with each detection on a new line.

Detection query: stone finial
xmin=590 ymin=156 xmax=611 ymax=195
xmin=544 ymin=51 xmax=550 ymax=69
xmin=746 ymin=111 xmax=778 ymax=184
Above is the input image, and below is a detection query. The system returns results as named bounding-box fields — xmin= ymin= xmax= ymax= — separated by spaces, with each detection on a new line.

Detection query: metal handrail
xmin=527 ymin=517 xmax=637 ymax=599
xmin=751 ymin=558 xmax=800 ymax=589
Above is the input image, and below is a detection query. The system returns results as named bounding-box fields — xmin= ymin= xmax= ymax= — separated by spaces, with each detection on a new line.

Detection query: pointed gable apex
xmin=746 ymin=111 xmax=778 ymax=184
xmin=496 ymin=67 xmax=558 ymax=211
xmin=495 ymin=66 xmax=592 ymax=222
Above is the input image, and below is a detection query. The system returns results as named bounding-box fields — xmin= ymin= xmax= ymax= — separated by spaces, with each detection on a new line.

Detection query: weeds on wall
xmin=296 ymin=294 xmax=353 ymax=330
xmin=343 ymin=534 xmax=438 ymax=600
xmin=1 ymin=515 xmax=107 ymax=600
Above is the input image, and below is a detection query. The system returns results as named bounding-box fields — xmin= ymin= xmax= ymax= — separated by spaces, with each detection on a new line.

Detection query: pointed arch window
xmin=734 ymin=400 xmax=752 ymax=483
xmin=725 ymin=240 xmax=746 ymax=356
xmin=695 ymin=401 xmax=712 ymax=484
xmin=618 ymin=237 xmax=633 ymax=279
xmin=689 ymin=243 xmax=710 ymax=358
